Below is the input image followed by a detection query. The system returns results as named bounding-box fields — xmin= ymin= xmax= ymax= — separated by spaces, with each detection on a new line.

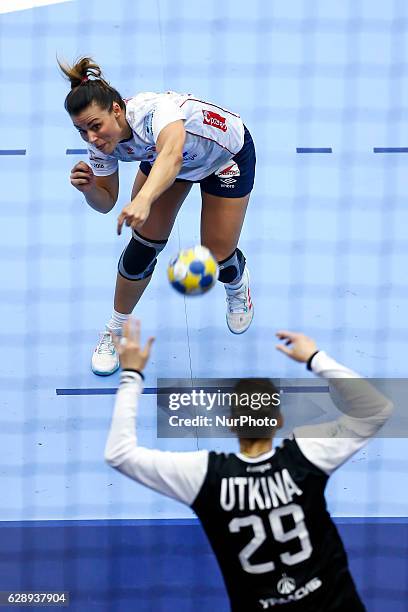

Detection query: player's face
xmin=72 ymin=102 xmax=126 ymax=154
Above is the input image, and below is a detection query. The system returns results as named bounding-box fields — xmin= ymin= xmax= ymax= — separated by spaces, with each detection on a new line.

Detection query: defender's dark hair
xmin=231 ymin=378 xmax=281 ymax=439
xmin=58 ymin=56 xmax=125 ymax=115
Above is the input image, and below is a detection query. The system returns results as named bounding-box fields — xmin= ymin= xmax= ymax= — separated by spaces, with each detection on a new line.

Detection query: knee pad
xmin=218 ymin=248 xmax=246 ymax=284
xmin=118 ymin=230 xmax=167 ymax=281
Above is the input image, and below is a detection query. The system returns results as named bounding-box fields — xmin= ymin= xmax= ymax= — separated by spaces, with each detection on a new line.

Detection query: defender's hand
xmin=275 ymin=331 xmax=318 ymax=363
xmin=112 ymin=318 xmax=155 ymax=372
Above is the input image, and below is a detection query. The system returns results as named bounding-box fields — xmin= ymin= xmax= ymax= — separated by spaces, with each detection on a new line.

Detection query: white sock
xmin=106 ymin=310 xmax=130 ymax=334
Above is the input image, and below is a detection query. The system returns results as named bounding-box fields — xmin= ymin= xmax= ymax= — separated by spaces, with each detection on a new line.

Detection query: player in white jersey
xmin=105 ymin=318 xmax=392 ymax=611
xmin=59 ymin=57 xmax=255 ymax=375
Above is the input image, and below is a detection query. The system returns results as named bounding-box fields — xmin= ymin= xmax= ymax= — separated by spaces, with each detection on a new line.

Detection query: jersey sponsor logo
xmin=183 ymin=150 xmax=198 ymax=161
xmin=259 ymin=577 xmax=322 ymax=609
xmin=89 ymin=151 xmax=105 ymax=162
xmin=202 ymin=109 xmax=228 ymax=132
xmin=125 ymin=146 xmax=135 ymax=155
xmin=215 ymin=160 xmax=240 ymax=187
xmin=218 ymin=180 xmax=236 ymax=188
xmin=277 ymin=574 xmax=296 ymax=595
xmin=215 ymin=161 xmax=240 ymax=178
xmin=92 ymin=163 xmax=105 ymax=169
xmin=247 ymin=463 xmax=272 ymax=474
xmin=144 ymin=111 xmax=154 ymax=135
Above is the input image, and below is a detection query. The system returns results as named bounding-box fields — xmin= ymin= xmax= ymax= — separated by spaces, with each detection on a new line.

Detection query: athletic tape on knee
xmin=218 ymin=248 xmax=246 ymax=284
xmin=118 ymin=230 xmax=167 ymax=281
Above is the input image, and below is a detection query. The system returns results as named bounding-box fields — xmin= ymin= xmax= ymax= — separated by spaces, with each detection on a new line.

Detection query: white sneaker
xmin=225 ymin=266 xmax=254 ymax=334
xmin=91 ymin=331 xmax=119 ymax=376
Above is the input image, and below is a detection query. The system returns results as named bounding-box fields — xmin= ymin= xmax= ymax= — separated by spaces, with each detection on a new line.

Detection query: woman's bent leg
xmin=92 ymin=172 xmax=192 ymax=375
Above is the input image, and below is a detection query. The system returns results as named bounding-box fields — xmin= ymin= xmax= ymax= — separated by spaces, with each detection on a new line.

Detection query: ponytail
xmin=58 ymin=56 xmax=125 ymax=115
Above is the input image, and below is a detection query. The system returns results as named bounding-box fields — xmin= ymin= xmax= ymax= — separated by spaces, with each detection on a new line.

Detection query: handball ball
xmin=167 ymin=246 xmax=219 ymax=295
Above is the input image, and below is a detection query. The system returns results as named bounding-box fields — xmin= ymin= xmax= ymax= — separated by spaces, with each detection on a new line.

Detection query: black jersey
xmin=192 ymin=440 xmax=365 ymax=611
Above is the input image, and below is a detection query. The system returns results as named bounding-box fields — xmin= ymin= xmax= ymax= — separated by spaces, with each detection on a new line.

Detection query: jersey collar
xmin=236 ymin=448 xmax=276 ymax=463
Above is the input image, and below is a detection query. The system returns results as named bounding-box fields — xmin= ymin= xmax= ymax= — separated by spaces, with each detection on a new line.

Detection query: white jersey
xmin=104 ymin=352 xmax=393 ymax=507
xmin=87 ymin=92 xmax=245 ymax=182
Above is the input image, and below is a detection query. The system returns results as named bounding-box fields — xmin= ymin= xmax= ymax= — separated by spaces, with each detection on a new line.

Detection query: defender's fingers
xmin=142 ymin=336 xmax=155 ymax=355
xmin=276 ymin=330 xmax=300 ymax=339
xmin=132 ymin=318 xmax=141 ymax=344
xmin=121 ymin=318 xmax=133 ymax=338
xmin=276 ymin=344 xmax=293 ymax=356
xmin=111 ymin=331 xmax=121 ymax=352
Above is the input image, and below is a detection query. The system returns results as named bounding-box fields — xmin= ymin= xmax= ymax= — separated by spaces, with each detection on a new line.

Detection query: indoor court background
xmin=0 ymin=0 xmax=407 ymax=610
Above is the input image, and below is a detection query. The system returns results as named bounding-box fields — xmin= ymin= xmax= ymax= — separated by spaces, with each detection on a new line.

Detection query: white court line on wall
xmin=0 ymin=0 xmax=72 ymax=15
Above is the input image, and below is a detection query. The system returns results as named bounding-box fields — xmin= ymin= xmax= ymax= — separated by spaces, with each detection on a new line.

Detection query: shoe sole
xmin=226 ymin=305 xmax=254 ymax=335
xmin=92 ymin=363 xmax=120 ymax=376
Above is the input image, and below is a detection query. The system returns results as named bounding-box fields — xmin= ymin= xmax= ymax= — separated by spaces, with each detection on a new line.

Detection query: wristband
xmin=122 ymin=368 xmax=145 ymax=381
xmin=306 ymin=351 xmax=320 ymax=371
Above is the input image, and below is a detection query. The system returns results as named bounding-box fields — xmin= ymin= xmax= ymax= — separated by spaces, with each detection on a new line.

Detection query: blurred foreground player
xmin=105 ymin=319 xmax=392 ymax=611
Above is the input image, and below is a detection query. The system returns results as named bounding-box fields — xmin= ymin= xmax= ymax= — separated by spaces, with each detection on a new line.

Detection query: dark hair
xmin=231 ymin=378 xmax=281 ymax=439
xmin=57 ymin=56 xmax=125 ymax=115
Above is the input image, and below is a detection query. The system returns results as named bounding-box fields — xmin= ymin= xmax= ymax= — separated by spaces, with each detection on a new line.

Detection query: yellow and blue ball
xmin=167 ymin=246 xmax=219 ymax=295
